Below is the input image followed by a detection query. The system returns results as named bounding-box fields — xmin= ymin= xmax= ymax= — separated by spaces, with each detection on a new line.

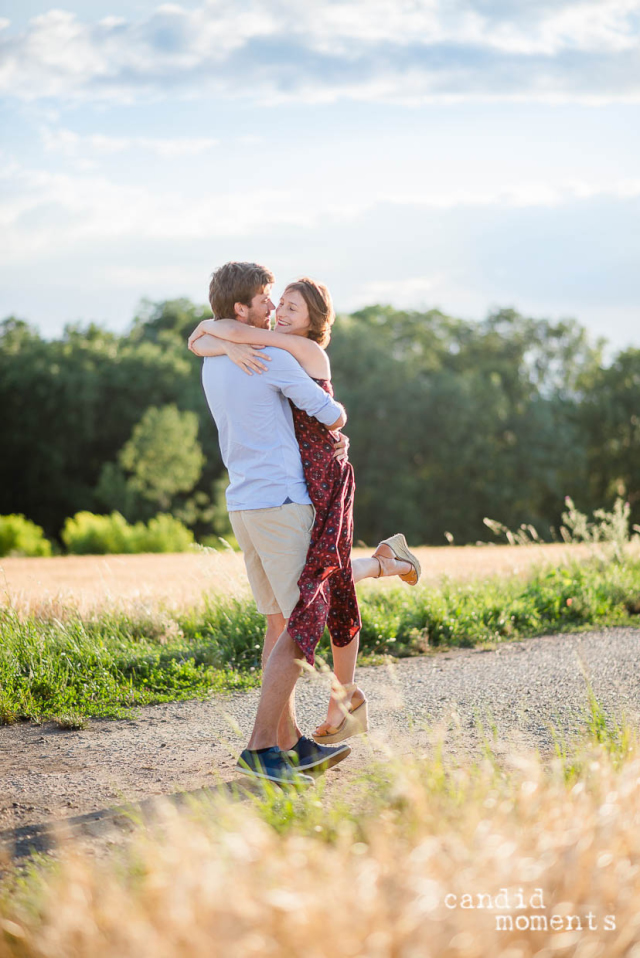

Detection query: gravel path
xmin=1 ymin=627 xmax=639 ymax=853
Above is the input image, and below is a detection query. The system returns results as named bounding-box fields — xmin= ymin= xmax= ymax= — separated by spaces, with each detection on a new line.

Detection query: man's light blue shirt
xmin=202 ymin=347 xmax=343 ymax=512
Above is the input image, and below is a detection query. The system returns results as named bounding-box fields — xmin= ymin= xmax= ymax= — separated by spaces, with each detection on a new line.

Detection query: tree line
xmin=1 ymin=299 xmax=638 ymax=546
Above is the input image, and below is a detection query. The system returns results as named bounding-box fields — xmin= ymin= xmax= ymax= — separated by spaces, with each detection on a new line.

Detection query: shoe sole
xmin=236 ymin=766 xmax=313 ymax=786
xmin=396 ymin=533 xmax=421 ymax=585
xmin=376 ymin=533 xmax=421 ymax=586
xmin=296 ymin=743 xmax=351 ymax=772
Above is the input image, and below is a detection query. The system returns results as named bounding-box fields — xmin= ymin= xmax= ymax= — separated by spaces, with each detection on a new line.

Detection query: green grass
xmin=0 ymin=600 xmax=263 ymax=722
xmin=2 ymin=556 xmax=640 ymax=723
xmin=355 ymin=555 xmax=640 ymax=655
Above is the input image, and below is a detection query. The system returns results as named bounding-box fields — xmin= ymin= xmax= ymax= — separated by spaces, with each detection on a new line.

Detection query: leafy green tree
xmin=0 ymin=310 xmax=220 ymax=539
xmin=0 ymin=297 xmax=624 ymax=545
xmin=129 ymin=298 xmax=212 ymax=346
xmin=330 ymin=305 xmax=600 ymax=543
xmin=578 ymin=347 xmax=640 ymax=523
xmin=116 ymin=404 xmax=204 ymax=512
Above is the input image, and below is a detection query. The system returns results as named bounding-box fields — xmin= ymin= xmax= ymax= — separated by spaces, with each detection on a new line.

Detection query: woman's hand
xmin=187 ymin=321 xmax=213 ymax=352
xmin=333 ymin=432 xmax=350 ymax=462
xmin=224 ymin=342 xmax=272 ymax=375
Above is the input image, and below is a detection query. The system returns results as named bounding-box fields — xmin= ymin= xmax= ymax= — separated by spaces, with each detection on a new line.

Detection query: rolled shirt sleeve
xmin=263 ymin=349 xmax=343 ymax=425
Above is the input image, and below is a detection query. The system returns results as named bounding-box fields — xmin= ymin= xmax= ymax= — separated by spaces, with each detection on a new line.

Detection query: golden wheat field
xmin=0 ymin=543 xmax=596 ymax=617
xmin=1 ymin=738 xmax=639 ymax=958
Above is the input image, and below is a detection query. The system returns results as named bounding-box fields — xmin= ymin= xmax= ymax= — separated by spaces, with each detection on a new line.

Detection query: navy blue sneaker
xmin=236 ymin=746 xmax=314 ymax=785
xmin=286 ymin=735 xmax=351 ymax=773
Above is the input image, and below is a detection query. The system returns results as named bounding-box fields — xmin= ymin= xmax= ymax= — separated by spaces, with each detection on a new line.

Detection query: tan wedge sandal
xmin=374 ymin=532 xmax=421 ymax=586
xmin=312 ymin=684 xmax=369 ymax=745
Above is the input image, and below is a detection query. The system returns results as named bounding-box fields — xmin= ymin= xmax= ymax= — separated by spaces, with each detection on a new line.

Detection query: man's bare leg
xmin=263 ymin=613 xmax=302 ymax=751
xmin=263 ymin=613 xmax=286 ymax=661
xmin=248 ymin=629 xmax=303 ymax=750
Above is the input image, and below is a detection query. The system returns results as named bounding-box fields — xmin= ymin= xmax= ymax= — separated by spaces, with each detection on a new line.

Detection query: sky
xmin=0 ymin=0 xmax=639 ymax=348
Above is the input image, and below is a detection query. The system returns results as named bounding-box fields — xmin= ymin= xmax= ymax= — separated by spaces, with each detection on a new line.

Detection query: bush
xmin=137 ymin=514 xmax=195 ymax=552
xmin=61 ymin=511 xmax=133 ymax=554
xmin=0 ymin=514 xmax=52 ymax=557
xmin=61 ymin=511 xmax=194 ymax=555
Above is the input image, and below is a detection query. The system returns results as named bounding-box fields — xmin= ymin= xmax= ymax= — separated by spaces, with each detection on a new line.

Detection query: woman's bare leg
xmin=332 ymin=633 xmax=359 ymax=689
xmin=316 ymin=545 xmax=412 ymax=735
xmin=315 ymin=633 xmax=365 ymax=735
xmin=351 ymin=557 xmax=380 ymax=582
xmin=316 ymin=544 xmax=414 ymax=737
xmin=352 ymin=544 xmax=412 ymax=584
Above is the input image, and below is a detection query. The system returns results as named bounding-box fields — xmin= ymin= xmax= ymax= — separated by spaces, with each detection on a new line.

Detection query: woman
xmin=188 ymin=279 xmax=420 ymax=743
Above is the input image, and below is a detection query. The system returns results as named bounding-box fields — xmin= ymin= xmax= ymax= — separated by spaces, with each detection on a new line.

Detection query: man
xmin=191 ymin=261 xmax=351 ymax=785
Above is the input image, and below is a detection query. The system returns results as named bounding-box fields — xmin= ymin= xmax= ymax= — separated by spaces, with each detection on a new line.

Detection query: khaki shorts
xmin=229 ymin=502 xmax=315 ymax=618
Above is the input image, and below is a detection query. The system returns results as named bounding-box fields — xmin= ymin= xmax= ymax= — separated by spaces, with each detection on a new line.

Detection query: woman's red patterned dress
xmin=286 ymin=379 xmax=361 ymax=665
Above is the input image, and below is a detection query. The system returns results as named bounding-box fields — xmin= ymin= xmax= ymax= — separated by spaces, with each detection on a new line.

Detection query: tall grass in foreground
xmin=2 ymin=556 xmax=640 ymax=721
xmin=1 ymin=707 xmax=638 ymax=957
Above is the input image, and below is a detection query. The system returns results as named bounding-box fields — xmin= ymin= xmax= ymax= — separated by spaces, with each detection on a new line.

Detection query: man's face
xmin=245 ymin=286 xmax=274 ymax=329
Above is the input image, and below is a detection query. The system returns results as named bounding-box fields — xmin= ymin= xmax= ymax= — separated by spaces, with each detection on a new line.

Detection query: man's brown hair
xmin=285 ymin=277 xmax=335 ymax=349
xmin=208 ymin=262 xmax=275 ymax=319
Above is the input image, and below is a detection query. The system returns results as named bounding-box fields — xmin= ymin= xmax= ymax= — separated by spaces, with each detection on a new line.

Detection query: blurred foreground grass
xmin=1 ymin=555 xmax=640 ymax=723
xmin=0 ymin=697 xmax=638 ymax=957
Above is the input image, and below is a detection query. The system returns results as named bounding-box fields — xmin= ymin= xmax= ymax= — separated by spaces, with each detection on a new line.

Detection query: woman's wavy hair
xmin=285 ymin=277 xmax=335 ymax=349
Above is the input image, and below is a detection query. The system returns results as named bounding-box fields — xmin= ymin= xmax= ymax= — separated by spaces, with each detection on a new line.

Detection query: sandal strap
xmin=315 ymin=723 xmax=340 ymax=737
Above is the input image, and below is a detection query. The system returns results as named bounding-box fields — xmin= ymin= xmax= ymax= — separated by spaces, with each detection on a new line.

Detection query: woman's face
xmin=274 ymin=288 xmax=310 ymax=337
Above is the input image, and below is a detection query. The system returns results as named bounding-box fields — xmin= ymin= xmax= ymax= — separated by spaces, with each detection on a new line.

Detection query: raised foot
xmin=313 ymin=686 xmax=369 ymax=743
xmin=373 ymin=543 xmax=412 ymax=579
xmin=374 ymin=533 xmax=421 ymax=586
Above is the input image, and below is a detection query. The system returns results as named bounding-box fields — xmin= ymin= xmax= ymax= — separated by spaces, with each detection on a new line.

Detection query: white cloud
xmin=0 ymin=0 xmax=639 ymax=104
xmin=101 ymin=262 xmax=203 ymax=288
xmin=347 ymin=276 xmax=447 ymax=310
xmin=0 ymin=162 xmax=310 ymax=258
xmin=98 ymin=17 xmax=127 ymax=30
xmin=2 ymin=158 xmax=639 ymax=264
xmin=302 ymin=0 xmax=640 ymax=56
xmin=40 ymin=126 xmax=219 ymax=157
xmin=381 ymin=179 xmax=640 ymax=208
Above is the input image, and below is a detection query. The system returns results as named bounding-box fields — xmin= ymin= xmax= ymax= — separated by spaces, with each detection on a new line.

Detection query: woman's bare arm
xmin=190 ymin=334 xmax=271 ymax=374
xmin=191 ymin=330 xmax=348 ymax=459
xmin=188 ymin=319 xmax=330 ymax=380
xmin=189 ymin=333 xmax=227 ymax=357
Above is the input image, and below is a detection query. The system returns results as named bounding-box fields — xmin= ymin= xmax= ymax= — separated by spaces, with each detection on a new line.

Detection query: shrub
xmin=61 ymin=511 xmax=194 ymax=555
xmin=137 ymin=514 xmax=195 ymax=552
xmin=61 ymin=511 xmax=134 ymax=554
xmin=0 ymin=514 xmax=52 ymax=557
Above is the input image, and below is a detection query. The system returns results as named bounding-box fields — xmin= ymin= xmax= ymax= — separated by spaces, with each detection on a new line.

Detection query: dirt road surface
xmin=1 ymin=626 xmax=638 ymax=860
